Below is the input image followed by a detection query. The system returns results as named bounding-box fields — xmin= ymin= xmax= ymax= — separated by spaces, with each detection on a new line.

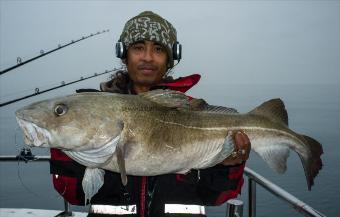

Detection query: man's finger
xmin=234 ymin=131 xmax=244 ymax=149
xmin=235 ymin=131 xmax=251 ymax=161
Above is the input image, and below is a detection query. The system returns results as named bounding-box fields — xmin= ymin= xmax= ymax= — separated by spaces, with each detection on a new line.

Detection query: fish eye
xmin=54 ymin=104 xmax=68 ymax=116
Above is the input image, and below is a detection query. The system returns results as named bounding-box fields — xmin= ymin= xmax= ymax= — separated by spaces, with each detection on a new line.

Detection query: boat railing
xmin=0 ymin=155 xmax=326 ymax=217
xmin=244 ymin=167 xmax=325 ymax=217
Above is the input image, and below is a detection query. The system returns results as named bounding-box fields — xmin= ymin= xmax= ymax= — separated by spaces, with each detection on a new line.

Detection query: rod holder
xmin=226 ymin=199 xmax=243 ymax=217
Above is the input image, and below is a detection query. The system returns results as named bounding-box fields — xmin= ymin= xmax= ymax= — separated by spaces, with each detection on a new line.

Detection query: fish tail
xmin=249 ymin=98 xmax=323 ymax=190
xmin=300 ymin=135 xmax=323 ymax=190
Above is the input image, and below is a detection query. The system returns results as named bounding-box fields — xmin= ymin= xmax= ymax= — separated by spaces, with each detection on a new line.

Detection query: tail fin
xmin=249 ymin=98 xmax=288 ymax=126
xmin=249 ymin=98 xmax=323 ymax=190
xmin=299 ymin=135 xmax=323 ymax=190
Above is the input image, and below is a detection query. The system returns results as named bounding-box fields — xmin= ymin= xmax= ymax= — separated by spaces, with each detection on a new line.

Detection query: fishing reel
xmin=17 ymin=148 xmax=36 ymax=163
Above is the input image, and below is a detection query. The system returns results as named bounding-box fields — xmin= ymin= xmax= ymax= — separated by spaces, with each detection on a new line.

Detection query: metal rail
xmin=0 ymin=155 xmax=325 ymax=216
xmin=0 ymin=154 xmax=73 ymax=216
xmin=244 ymin=167 xmax=326 ymax=217
xmin=0 ymin=155 xmax=50 ymax=162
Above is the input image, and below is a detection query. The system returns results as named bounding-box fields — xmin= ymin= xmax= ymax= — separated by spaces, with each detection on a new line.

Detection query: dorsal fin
xmin=188 ymin=98 xmax=208 ymax=110
xmin=189 ymin=98 xmax=238 ymax=114
xmin=139 ymin=89 xmax=190 ymax=109
xmin=204 ymin=105 xmax=238 ymax=114
xmin=140 ymin=89 xmax=238 ymax=113
xmin=249 ymin=98 xmax=288 ymax=126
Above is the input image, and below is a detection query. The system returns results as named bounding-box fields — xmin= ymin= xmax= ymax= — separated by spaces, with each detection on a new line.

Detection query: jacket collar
xmin=153 ymin=74 xmax=201 ymax=93
xmin=100 ymin=73 xmax=201 ymax=94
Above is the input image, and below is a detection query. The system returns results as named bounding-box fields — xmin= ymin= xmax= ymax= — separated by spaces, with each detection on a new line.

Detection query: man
xmin=50 ymin=11 xmax=251 ymax=217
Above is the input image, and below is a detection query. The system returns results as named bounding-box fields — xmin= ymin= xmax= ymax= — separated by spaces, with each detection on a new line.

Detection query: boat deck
xmin=0 ymin=208 xmax=87 ymax=217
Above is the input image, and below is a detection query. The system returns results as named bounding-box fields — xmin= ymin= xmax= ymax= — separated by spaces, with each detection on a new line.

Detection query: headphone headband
xmin=115 ymin=41 xmax=182 ymax=63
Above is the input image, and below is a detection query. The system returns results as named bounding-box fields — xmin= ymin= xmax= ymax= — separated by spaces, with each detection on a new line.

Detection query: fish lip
xmin=16 ymin=117 xmax=51 ymax=147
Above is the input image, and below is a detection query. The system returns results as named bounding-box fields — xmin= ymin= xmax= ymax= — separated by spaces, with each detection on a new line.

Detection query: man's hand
xmin=221 ymin=131 xmax=251 ymax=166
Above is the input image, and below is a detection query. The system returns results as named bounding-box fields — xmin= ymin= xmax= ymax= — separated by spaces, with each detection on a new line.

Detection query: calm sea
xmin=1 ymin=83 xmax=339 ymax=216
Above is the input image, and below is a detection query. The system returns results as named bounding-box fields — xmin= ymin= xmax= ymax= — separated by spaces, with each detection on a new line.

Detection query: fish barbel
xmin=15 ymin=89 xmax=323 ymax=201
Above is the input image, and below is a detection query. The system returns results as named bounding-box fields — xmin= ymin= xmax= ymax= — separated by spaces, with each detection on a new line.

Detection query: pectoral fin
xmin=194 ymin=131 xmax=235 ymax=169
xmin=116 ymin=144 xmax=128 ymax=186
xmin=115 ymin=121 xmax=128 ymax=186
xmin=63 ymin=135 xmax=120 ymax=167
xmin=82 ymin=167 xmax=105 ymax=204
xmin=210 ymin=131 xmax=235 ymax=165
xmin=139 ymin=89 xmax=190 ymax=109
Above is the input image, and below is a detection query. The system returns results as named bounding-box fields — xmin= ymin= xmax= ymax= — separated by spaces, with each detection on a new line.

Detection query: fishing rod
xmin=0 ymin=68 xmax=119 ymax=107
xmin=0 ymin=29 xmax=110 ymax=76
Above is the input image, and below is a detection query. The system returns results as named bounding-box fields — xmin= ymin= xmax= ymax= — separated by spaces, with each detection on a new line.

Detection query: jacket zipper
xmin=140 ymin=176 xmax=147 ymax=217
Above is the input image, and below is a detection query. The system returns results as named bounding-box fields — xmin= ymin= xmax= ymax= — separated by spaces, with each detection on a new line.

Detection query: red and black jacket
xmin=50 ymin=74 xmax=245 ymax=216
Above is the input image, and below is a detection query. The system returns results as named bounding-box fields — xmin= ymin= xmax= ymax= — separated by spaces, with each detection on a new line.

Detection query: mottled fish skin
xmin=15 ymin=90 xmax=323 ymax=190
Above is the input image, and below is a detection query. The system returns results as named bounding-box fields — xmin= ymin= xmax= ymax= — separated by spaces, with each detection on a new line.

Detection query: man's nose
xmin=142 ymin=46 xmax=153 ymax=62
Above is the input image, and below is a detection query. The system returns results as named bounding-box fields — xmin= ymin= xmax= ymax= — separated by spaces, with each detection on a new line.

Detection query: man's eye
xmin=132 ymin=45 xmax=144 ymax=51
xmin=155 ymin=46 xmax=165 ymax=53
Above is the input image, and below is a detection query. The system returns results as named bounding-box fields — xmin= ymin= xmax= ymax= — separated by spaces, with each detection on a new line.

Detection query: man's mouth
xmin=138 ymin=65 xmax=157 ymax=75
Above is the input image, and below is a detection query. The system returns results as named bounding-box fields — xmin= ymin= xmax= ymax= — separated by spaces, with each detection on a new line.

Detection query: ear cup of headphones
xmin=115 ymin=42 xmax=126 ymax=59
xmin=173 ymin=42 xmax=182 ymax=61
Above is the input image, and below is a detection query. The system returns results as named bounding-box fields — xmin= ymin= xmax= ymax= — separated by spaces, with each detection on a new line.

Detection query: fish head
xmin=15 ymin=92 xmax=123 ymax=151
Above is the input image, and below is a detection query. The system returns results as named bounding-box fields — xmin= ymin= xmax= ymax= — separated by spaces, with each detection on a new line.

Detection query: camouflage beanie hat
xmin=119 ymin=11 xmax=177 ymax=67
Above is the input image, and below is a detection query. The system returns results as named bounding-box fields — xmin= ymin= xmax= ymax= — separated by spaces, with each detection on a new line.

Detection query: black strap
xmin=76 ymin=88 xmax=100 ymax=93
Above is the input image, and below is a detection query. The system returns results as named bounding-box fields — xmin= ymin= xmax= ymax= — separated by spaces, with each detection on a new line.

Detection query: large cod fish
xmin=15 ymin=90 xmax=323 ymax=201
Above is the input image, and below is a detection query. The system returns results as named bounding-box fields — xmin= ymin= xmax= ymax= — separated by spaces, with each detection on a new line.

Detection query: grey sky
xmin=1 ymin=0 xmax=340 ymax=102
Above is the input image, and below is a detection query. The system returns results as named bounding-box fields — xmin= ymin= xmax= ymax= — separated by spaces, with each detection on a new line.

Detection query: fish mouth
xmin=16 ymin=117 xmax=51 ymax=148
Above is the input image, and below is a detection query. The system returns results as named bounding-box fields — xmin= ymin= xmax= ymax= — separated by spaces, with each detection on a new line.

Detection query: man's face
xmin=126 ymin=40 xmax=168 ymax=87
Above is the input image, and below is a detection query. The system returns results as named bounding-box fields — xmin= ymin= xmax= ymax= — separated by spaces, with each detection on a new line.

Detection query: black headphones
xmin=115 ymin=41 xmax=182 ymax=62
